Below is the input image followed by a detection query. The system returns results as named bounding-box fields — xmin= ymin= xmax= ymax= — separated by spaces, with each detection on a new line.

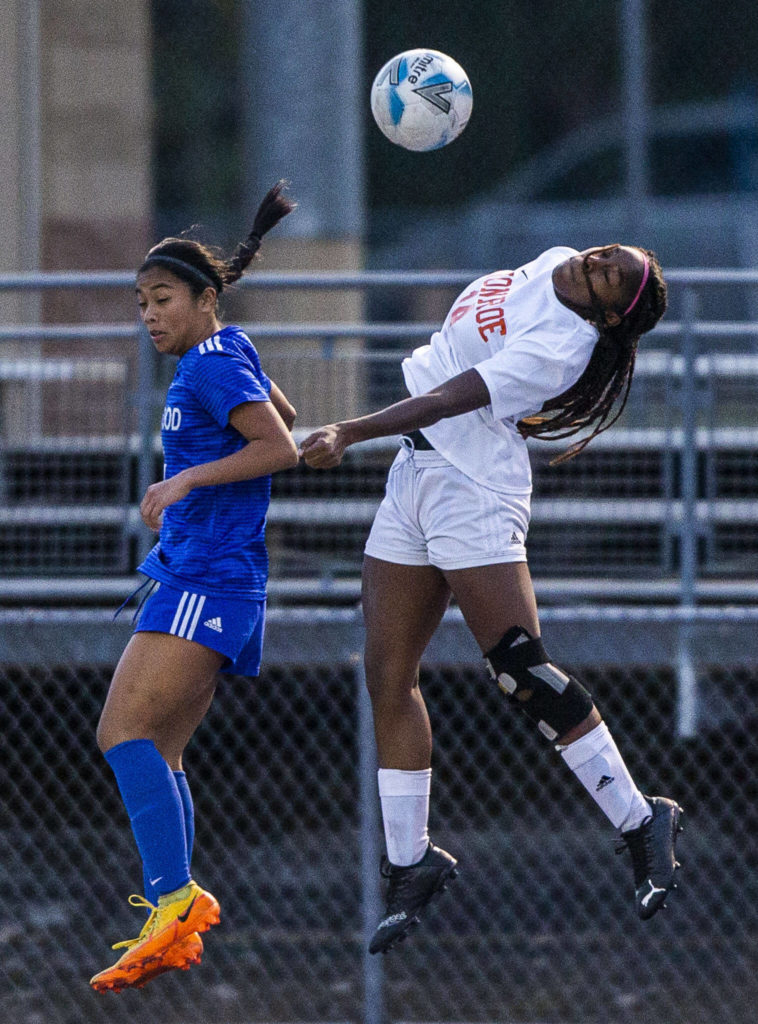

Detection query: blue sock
xmin=104 ymin=739 xmax=190 ymax=901
xmin=173 ymin=770 xmax=195 ymax=863
xmin=142 ymin=770 xmax=196 ymax=904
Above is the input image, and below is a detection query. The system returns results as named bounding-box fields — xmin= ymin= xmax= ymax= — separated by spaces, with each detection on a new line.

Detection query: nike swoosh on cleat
xmin=177 ymin=896 xmax=197 ymax=923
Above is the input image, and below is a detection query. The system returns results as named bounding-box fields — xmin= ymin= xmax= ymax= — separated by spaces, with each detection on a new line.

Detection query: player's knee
xmin=363 ymin=654 xmax=421 ymax=709
xmin=484 ymin=626 xmax=594 ymax=742
xmin=364 ymin=638 xmax=416 ymax=685
xmin=95 ymin=711 xmax=132 ymax=755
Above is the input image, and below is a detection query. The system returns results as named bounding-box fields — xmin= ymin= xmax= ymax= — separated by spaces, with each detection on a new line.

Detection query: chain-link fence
xmin=4 ymin=3 xmax=758 ymax=1021
xmin=1 ymin=271 xmax=757 ymax=1022
xmin=1 ymin=607 xmax=757 ymax=1024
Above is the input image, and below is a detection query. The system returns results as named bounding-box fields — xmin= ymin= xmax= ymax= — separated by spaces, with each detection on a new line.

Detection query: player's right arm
xmin=299 ymin=367 xmax=490 ymax=469
xmin=140 ymin=399 xmax=298 ymax=530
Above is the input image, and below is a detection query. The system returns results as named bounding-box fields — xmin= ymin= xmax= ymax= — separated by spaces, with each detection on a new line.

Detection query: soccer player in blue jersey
xmin=89 ymin=182 xmax=299 ymax=993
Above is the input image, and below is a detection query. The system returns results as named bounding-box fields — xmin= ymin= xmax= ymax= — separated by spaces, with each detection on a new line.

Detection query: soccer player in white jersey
xmin=89 ymin=183 xmax=299 ymax=992
xmin=301 ymin=244 xmax=684 ymax=953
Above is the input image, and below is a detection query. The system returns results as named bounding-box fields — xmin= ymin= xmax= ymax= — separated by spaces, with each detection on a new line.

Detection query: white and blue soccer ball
xmin=370 ymin=49 xmax=473 ymax=152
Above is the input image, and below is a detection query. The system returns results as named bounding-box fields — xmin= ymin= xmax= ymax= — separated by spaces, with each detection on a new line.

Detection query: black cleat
xmin=616 ymin=795 xmax=684 ymax=920
xmin=368 ymin=841 xmax=458 ymax=954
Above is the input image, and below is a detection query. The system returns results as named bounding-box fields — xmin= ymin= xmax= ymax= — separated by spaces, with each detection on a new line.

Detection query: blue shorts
xmin=132 ymin=580 xmax=266 ymax=677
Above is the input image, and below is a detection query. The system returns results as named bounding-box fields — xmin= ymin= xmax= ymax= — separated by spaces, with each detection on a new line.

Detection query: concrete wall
xmin=1 ymin=3 xmax=28 ymax=317
xmin=1 ymin=1 xmax=152 ymax=310
xmin=238 ymin=0 xmax=367 ymax=423
xmin=42 ymin=0 xmax=153 ymax=321
xmin=0 ymin=1 xmax=153 ymax=439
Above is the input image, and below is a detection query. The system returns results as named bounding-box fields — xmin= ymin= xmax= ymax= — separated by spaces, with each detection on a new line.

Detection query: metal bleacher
xmin=0 ymin=268 xmax=757 ymax=606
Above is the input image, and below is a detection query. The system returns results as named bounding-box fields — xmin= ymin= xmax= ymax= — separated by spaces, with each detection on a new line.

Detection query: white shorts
xmin=364 ymin=444 xmax=530 ymax=570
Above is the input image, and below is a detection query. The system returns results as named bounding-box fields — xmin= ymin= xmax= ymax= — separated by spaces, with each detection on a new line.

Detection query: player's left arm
xmin=267 ymin=379 xmax=297 ymax=431
xmin=140 ymin=400 xmax=298 ymax=530
xmin=299 ymin=368 xmax=491 ymax=469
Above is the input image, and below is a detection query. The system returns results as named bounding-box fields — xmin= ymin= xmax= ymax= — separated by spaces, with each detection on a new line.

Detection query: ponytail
xmin=224 ymin=180 xmax=297 ymax=285
xmin=139 ymin=180 xmax=297 ymax=297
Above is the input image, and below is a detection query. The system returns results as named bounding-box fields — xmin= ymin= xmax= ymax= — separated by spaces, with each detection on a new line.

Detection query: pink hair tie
xmin=624 ymin=255 xmax=650 ymax=316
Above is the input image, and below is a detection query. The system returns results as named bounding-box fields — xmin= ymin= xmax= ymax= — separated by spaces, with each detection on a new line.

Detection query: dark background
xmin=150 ymin=0 xmax=758 ymax=231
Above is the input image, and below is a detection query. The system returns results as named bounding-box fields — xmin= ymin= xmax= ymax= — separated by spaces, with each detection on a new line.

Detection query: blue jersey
xmin=139 ymin=325 xmax=273 ymax=599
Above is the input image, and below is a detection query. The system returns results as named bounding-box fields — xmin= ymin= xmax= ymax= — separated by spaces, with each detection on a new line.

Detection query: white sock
xmin=377 ymin=768 xmax=431 ymax=866
xmin=559 ymin=722 xmax=652 ymax=830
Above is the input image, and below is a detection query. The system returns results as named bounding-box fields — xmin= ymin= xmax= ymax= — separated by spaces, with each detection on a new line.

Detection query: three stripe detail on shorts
xmin=169 ymin=591 xmax=207 ymax=641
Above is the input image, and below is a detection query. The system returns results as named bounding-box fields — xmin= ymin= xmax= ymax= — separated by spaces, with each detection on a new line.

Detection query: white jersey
xmin=401 ymin=247 xmax=599 ymax=494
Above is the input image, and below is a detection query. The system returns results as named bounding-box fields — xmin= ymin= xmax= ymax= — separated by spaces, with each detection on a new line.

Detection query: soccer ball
xmin=370 ymin=49 xmax=473 ymax=152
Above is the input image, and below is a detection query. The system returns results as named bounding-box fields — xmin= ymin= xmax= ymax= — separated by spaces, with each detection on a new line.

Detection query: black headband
xmin=140 ymin=254 xmax=219 ymax=292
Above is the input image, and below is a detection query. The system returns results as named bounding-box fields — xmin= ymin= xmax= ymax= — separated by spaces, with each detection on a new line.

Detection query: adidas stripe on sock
xmin=559 ymin=722 xmax=652 ymax=830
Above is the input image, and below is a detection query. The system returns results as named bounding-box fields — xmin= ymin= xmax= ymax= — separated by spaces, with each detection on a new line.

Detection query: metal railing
xmin=1 ymin=267 xmax=757 ymax=604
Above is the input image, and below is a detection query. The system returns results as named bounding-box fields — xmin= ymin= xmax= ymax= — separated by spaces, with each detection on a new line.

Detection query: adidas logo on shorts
xmin=203 ymin=616 xmax=223 ymax=633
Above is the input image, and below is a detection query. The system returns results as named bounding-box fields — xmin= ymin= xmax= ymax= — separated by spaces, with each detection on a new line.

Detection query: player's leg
xmin=444 ymin=560 xmax=683 ymax=918
xmin=362 ymin=555 xmax=451 ymax=769
xmin=97 ymin=630 xmax=222 ymax=758
xmin=363 ymin=554 xmax=451 ymax=857
xmin=120 ymin=757 xmax=206 ymax=993
xmin=362 ymin=555 xmax=459 ymax=953
xmin=134 ymin=681 xmax=212 ymax=914
xmin=97 ymin=632 xmax=223 ymax=901
xmin=91 ymin=633 xmax=222 ymax=992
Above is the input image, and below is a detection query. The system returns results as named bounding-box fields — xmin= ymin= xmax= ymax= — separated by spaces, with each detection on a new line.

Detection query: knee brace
xmin=484 ymin=626 xmax=594 ymax=741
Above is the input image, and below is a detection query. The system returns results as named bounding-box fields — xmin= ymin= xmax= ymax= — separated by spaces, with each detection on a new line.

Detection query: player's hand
xmin=140 ymin=474 xmax=192 ymax=531
xmin=299 ymin=424 xmax=348 ymax=469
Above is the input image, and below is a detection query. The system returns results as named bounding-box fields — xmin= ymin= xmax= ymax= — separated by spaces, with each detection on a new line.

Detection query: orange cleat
xmin=90 ymin=881 xmax=219 ymax=993
xmin=127 ymin=931 xmax=204 ymax=989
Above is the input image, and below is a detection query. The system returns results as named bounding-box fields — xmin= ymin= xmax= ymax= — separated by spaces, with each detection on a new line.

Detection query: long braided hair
xmin=138 ymin=180 xmax=296 ymax=297
xmin=518 ymin=246 xmax=668 ymax=464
